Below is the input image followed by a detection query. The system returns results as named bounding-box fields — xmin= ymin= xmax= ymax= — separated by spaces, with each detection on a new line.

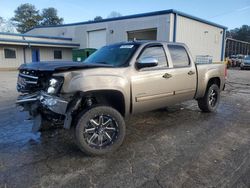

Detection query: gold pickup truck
xmin=16 ymin=41 xmax=226 ymax=155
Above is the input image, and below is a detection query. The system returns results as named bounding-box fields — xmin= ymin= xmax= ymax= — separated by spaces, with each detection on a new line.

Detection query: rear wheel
xmin=198 ymin=84 xmax=220 ymax=112
xmin=75 ymin=106 xmax=126 ymax=156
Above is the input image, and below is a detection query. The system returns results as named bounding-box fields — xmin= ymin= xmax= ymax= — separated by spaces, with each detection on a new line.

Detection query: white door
xmin=88 ymin=29 xmax=106 ymax=49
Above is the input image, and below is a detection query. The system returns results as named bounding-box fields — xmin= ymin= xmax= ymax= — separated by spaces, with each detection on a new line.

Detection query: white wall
xmin=27 ymin=13 xmax=224 ymax=62
xmin=25 ymin=47 xmax=72 ymax=63
xmin=28 ymin=14 xmax=172 ymax=49
xmin=0 ymin=45 xmax=73 ymax=69
xmin=39 ymin=47 xmax=72 ymax=62
xmin=175 ymin=15 xmax=224 ymax=62
xmin=0 ymin=45 xmax=24 ymax=68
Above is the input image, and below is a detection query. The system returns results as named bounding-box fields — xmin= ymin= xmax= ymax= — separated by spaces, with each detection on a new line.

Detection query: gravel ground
xmin=0 ymin=69 xmax=250 ymax=188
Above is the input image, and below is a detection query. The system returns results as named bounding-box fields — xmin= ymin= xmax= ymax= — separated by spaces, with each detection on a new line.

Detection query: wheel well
xmin=85 ymin=90 xmax=126 ymax=116
xmin=207 ymin=77 xmax=221 ymax=89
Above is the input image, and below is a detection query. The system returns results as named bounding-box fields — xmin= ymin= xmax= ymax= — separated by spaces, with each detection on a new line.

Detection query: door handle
xmin=188 ymin=71 xmax=195 ymax=75
xmin=163 ymin=73 xmax=172 ymax=79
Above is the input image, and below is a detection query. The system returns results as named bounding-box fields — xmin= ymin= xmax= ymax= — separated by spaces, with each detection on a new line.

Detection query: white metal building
xmin=0 ymin=32 xmax=80 ymax=69
xmin=27 ymin=9 xmax=227 ymax=62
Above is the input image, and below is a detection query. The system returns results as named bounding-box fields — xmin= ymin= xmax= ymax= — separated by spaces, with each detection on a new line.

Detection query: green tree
xmin=11 ymin=3 xmax=41 ymax=33
xmin=107 ymin=11 xmax=122 ymax=18
xmin=94 ymin=16 xmax=103 ymax=21
xmin=0 ymin=17 xmax=4 ymax=25
xmin=0 ymin=16 xmax=17 ymax=33
xmin=40 ymin=7 xmax=63 ymax=26
xmin=227 ymin=25 xmax=250 ymax=42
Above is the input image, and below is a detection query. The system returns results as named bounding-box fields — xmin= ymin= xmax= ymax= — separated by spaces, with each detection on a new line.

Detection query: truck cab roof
xmin=116 ymin=40 xmax=186 ymax=47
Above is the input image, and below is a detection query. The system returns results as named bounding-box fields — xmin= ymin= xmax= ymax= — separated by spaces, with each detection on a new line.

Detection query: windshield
xmin=84 ymin=44 xmax=138 ymax=67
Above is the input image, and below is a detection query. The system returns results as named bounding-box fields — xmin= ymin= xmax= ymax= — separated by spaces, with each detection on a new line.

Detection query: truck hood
xmin=18 ymin=61 xmax=113 ymax=72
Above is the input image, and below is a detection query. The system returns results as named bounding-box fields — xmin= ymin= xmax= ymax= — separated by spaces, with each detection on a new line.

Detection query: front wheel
xmin=198 ymin=84 xmax=220 ymax=112
xmin=75 ymin=106 xmax=126 ymax=156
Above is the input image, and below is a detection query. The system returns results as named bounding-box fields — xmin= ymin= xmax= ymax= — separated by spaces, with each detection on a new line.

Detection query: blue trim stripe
xmin=26 ymin=9 xmax=227 ymax=33
xmin=0 ymin=38 xmax=80 ymax=47
xmin=173 ymin=13 xmax=177 ymax=42
xmin=221 ymin=29 xmax=226 ymax=61
xmin=0 ymin=32 xmax=72 ymax=41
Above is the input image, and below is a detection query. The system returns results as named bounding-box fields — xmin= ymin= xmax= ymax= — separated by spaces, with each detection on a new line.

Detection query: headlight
xmin=47 ymin=77 xmax=64 ymax=94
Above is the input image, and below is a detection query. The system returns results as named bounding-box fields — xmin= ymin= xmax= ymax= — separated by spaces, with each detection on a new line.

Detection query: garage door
xmin=127 ymin=28 xmax=157 ymax=41
xmin=88 ymin=29 xmax=107 ymax=49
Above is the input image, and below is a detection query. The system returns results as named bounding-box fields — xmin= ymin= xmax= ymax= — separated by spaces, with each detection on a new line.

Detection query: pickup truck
xmin=16 ymin=41 xmax=226 ymax=156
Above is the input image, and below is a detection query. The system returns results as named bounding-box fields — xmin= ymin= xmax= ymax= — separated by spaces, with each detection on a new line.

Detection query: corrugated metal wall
xmin=28 ymin=15 xmax=172 ymax=49
xmin=175 ymin=15 xmax=223 ymax=62
xmin=27 ymin=13 xmax=224 ymax=62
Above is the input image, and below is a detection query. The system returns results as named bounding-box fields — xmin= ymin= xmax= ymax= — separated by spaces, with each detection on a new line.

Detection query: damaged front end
xmin=16 ymin=69 xmax=82 ymax=132
xmin=16 ymin=92 xmax=69 ymax=132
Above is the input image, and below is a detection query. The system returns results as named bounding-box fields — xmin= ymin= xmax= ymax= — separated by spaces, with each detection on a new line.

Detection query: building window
xmin=4 ymin=48 xmax=16 ymax=59
xmin=54 ymin=50 xmax=62 ymax=59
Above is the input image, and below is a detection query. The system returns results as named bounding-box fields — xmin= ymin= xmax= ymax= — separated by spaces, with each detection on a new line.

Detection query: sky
xmin=0 ymin=0 xmax=249 ymax=30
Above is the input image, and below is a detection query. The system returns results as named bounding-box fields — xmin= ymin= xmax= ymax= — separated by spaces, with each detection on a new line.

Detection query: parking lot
xmin=0 ymin=69 xmax=250 ymax=188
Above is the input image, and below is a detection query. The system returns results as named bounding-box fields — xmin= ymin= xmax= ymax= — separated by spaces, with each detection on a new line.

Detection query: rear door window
xmin=168 ymin=45 xmax=190 ymax=67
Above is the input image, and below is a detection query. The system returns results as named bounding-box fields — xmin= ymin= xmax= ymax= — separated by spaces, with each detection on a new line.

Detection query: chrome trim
xmin=16 ymin=93 xmax=39 ymax=104
xmin=136 ymin=92 xmax=174 ymax=102
xmin=19 ymin=73 xmax=38 ymax=79
xmin=175 ymin=89 xmax=196 ymax=95
xmin=16 ymin=98 xmax=38 ymax=104
xmin=25 ymin=80 xmax=38 ymax=84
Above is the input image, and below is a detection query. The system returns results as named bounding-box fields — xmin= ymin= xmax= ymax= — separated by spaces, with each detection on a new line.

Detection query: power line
xmin=209 ymin=5 xmax=250 ymax=19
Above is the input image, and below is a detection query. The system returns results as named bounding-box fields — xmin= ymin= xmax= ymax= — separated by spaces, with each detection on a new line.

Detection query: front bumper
xmin=240 ymin=63 xmax=250 ymax=69
xmin=16 ymin=92 xmax=68 ymax=115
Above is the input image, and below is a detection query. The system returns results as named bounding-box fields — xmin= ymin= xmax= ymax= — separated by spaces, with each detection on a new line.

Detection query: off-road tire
xmin=75 ymin=106 xmax=126 ymax=156
xmin=198 ymin=84 xmax=220 ymax=112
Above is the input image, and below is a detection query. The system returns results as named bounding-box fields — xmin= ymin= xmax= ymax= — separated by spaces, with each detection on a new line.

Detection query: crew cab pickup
xmin=16 ymin=41 xmax=226 ymax=155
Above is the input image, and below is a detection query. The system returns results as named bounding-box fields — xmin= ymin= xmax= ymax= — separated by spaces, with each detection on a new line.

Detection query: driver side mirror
xmin=136 ymin=57 xmax=158 ymax=69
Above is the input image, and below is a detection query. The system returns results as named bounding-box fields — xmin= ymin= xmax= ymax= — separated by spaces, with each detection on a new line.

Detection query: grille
xmin=17 ymin=71 xmax=39 ymax=93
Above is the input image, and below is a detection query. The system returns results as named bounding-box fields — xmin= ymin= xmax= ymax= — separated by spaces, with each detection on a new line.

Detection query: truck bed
xmin=195 ymin=63 xmax=226 ymax=99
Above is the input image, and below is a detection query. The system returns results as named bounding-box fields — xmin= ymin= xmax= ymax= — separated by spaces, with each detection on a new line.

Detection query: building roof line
xmin=0 ymin=32 xmax=73 ymax=41
xmin=0 ymin=38 xmax=80 ymax=47
xmin=26 ymin=9 xmax=227 ymax=33
xmin=226 ymin=38 xmax=250 ymax=44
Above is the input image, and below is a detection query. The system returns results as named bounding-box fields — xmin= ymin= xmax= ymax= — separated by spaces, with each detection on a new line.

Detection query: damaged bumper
xmin=16 ymin=92 xmax=68 ymax=115
xmin=16 ymin=92 xmax=69 ymax=132
xmin=16 ymin=92 xmax=82 ymax=132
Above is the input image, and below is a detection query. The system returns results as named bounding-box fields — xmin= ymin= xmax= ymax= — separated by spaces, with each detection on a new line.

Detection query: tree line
xmin=226 ymin=25 xmax=250 ymax=43
xmin=0 ymin=4 xmax=122 ymax=34
xmin=0 ymin=4 xmax=63 ymax=33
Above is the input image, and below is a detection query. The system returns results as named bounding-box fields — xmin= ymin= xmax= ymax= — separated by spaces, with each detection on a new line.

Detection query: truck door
xmin=167 ymin=44 xmax=196 ymax=102
xmin=131 ymin=44 xmax=177 ymax=113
